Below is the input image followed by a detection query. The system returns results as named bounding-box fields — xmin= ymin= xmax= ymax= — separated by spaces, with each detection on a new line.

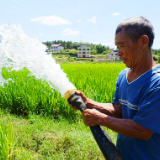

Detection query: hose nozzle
xmin=63 ymin=89 xmax=77 ymax=100
xmin=63 ymin=89 xmax=87 ymax=112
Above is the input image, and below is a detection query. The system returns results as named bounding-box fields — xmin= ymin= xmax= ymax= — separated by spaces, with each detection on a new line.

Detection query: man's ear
xmin=140 ymin=35 xmax=149 ymax=49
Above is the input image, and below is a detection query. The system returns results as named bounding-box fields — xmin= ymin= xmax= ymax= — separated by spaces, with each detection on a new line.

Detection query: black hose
xmin=68 ymin=93 xmax=123 ymax=160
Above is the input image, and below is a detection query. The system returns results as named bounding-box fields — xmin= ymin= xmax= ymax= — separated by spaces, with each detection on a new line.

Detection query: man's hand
xmin=69 ymin=90 xmax=88 ymax=110
xmin=82 ymin=108 xmax=107 ymax=126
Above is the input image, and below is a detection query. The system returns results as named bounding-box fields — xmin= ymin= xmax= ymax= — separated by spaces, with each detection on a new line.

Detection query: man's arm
xmin=82 ymin=108 xmax=153 ymax=140
xmin=71 ymin=91 xmax=153 ymax=140
xmin=74 ymin=90 xmax=122 ymax=118
xmin=86 ymin=99 xmax=122 ymax=118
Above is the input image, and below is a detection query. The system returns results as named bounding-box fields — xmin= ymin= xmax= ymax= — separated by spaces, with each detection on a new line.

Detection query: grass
xmin=0 ymin=109 xmax=118 ymax=159
xmin=0 ymin=63 xmax=126 ymax=159
xmin=0 ymin=114 xmax=14 ymax=160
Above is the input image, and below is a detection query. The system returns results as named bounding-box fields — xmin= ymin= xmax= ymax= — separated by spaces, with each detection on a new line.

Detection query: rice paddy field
xmin=0 ymin=63 xmax=126 ymax=159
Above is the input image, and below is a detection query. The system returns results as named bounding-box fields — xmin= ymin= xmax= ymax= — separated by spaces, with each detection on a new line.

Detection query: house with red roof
xmin=50 ymin=44 xmax=64 ymax=52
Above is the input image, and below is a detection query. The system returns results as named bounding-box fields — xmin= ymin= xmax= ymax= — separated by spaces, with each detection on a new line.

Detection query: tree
xmin=90 ymin=50 xmax=97 ymax=55
xmin=158 ymin=56 xmax=160 ymax=63
xmin=96 ymin=45 xmax=106 ymax=54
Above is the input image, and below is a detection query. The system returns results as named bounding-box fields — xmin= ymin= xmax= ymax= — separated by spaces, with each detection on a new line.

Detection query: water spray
xmin=63 ymin=89 xmax=123 ymax=160
xmin=0 ymin=24 xmax=123 ymax=160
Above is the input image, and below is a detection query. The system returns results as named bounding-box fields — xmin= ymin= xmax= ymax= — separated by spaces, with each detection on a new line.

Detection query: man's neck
xmin=127 ymin=53 xmax=157 ymax=83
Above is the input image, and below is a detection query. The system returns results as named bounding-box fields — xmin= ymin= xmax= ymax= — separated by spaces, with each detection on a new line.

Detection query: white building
xmin=50 ymin=44 xmax=64 ymax=52
xmin=77 ymin=45 xmax=91 ymax=58
xmin=107 ymin=49 xmax=120 ymax=60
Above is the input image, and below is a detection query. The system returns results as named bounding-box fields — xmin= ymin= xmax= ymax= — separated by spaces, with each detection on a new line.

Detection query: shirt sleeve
xmin=133 ymin=87 xmax=160 ymax=134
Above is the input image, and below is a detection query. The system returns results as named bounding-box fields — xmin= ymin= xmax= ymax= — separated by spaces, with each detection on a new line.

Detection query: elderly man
xmin=72 ymin=16 xmax=160 ymax=160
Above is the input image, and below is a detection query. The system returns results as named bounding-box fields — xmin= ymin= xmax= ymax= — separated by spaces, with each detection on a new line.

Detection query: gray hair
xmin=115 ymin=16 xmax=155 ymax=48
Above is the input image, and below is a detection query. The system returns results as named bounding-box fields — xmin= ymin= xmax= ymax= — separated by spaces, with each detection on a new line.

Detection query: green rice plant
xmin=61 ymin=63 xmax=126 ymax=103
xmin=0 ymin=64 xmax=126 ymax=120
xmin=0 ymin=116 xmax=14 ymax=160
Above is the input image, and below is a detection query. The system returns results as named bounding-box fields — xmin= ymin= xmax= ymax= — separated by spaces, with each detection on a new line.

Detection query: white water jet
xmin=0 ymin=24 xmax=76 ymax=96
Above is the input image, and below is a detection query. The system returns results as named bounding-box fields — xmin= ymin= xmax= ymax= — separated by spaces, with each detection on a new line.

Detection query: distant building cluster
xmin=49 ymin=44 xmax=119 ymax=60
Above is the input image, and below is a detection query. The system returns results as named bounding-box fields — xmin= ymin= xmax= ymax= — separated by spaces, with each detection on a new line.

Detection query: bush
xmin=102 ymin=50 xmax=110 ymax=55
xmin=59 ymin=50 xmax=65 ymax=54
xmin=153 ymin=54 xmax=159 ymax=61
xmin=90 ymin=50 xmax=97 ymax=55
xmin=158 ymin=56 xmax=160 ymax=63
xmin=76 ymin=58 xmax=92 ymax=61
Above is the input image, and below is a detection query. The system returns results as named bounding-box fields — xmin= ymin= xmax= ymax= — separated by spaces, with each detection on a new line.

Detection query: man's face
xmin=115 ymin=32 xmax=140 ymax=68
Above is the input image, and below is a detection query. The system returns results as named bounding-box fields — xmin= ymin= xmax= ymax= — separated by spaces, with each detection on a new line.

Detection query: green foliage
xmin=75 ymin=58 xmax=94 ymax=61
xmin=153 ymin=54 xmax=159 ymax=61
xmin=96 ymin=45 xmax=106 ymax=54
xmin=66 ymin=49 xmax=69 ymax=52
xmin=1 ymin=112 xmax=109 ymax=159
xmin=0 ymin=64 xmax=126 ymax=159
xmin=152 ymin=49 xmax=160 ymax=62
xmin=102 ymin=50 xmax=110 ymax=55
xmin=0 ymin=64 xmax=126 ymax=121
xmin=0 ymin=116 xmax=14 ymax=160
xmin=90 ymin=49 xmax=97 ymax=55
xmin=0 ymin=67 xmax=78 ymax=120
xmin=158 ymin=56 xmax=160 ymax=63
xmin=59 ymin=50 xmax=65 ymax=54
xmin=152 ymin=49 xmax=160 ymax=55
xmin=67 ymin=57 xmax=75 ymax=62
xmin=61 ymin=63 xmax=126 ymax=102
xmin=52 ymin=49 xmax=78 ymax=57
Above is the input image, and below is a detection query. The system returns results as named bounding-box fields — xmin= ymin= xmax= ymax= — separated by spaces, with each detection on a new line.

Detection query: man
xmin=71 ymin=16 xmax=160 ymax=160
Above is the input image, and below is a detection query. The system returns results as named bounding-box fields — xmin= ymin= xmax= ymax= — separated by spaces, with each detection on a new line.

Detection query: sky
xmin=0 ymin=0 xmax=160 ymax=49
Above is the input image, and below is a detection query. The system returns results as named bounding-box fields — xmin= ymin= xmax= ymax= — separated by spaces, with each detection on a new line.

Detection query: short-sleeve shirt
xmin=113 ymin=65 xmax=160 ymax=160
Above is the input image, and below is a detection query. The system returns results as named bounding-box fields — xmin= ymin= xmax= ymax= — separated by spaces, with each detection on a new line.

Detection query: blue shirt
xmin=113 ymin=65 xmax=160 ymax=160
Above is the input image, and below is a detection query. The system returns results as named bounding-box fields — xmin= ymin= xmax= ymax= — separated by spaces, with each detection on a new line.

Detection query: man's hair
xmin=115 ymin=16 xmax=155 ymax=48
